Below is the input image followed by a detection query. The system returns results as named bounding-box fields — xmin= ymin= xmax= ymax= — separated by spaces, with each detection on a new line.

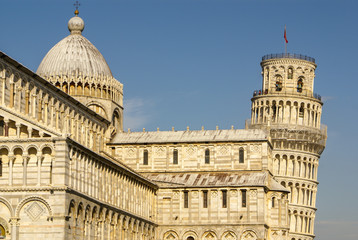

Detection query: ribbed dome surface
xmin=37 ymin=16 xmax=112 ymax=78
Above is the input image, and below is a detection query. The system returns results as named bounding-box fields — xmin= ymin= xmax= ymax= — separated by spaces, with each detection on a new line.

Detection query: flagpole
xmin=284 ymin=25 xmax=287 ymax=55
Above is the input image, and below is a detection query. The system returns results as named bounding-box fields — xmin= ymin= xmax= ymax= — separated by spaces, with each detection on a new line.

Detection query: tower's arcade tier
xmin=250 ymin=53 xmax=323 ymax=130
xmin=259 ymin=54 xmax=317 ymax=97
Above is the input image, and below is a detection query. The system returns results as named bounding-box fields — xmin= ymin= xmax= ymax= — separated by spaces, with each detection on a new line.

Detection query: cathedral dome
xmin=35 ymin=10 xmax=123 ymax=131
xmin=36 ymin=14 xmax=113 ymax=78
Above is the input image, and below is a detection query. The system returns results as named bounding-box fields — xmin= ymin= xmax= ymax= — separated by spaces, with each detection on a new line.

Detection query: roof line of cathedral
xmin=0 ymin=50 xmax=110 ymax=125
xmin=109 ymin=128 xmax=268 ymax=144
xmin=67 ymin=137 xmax=159 ymax=190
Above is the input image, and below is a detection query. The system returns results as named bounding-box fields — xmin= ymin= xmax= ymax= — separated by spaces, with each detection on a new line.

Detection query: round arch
xmin=11 ymin=145 xmax=24 ymax=155
xmin=241 ymin=230 xmax=258 ymax=240
xmin=202 ymin=230 xmax=218 ymax=240
xmin=0 ymin=197 xmax=14 ymax=217
xmin=25 ymin=145 xmax=39 ymax=153
xmin=86 ymin=101 xmax=108 ymax=119
xmin=221 ymin=230 xmax=238 ymax=240
xmin=163 ymin=230 xmax=179 ymax=240
xmin=182 ymin=230 xmax=198 ymax=240
xmin=15 ymin=196 xmax=53 ymax=219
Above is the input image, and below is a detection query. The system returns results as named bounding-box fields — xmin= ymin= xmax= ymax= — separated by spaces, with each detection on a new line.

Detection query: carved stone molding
xmin=25 ymin=201 xmax=45 ymax=221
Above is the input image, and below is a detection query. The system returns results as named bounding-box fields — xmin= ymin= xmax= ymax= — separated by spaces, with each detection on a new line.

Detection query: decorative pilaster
xmin=9 ymin=217 xmax=19 ymax=240
xmin=9 ymin=82 xmax=14 ymax=108
xmin=1 ymin=77 xmax=5 ymax=105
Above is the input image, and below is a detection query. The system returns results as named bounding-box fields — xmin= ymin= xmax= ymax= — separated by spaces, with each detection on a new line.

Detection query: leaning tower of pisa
xmin=248 ymin=53 xmax=327 ymax=240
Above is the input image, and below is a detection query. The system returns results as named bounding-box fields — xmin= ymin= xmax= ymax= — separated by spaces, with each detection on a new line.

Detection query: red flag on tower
xmin=284 ymin=25 xmax=288 ymax=43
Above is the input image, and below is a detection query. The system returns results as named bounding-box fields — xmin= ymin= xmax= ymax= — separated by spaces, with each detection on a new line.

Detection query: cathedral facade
xmin=0 ymin=11 xmax=326 ymax=240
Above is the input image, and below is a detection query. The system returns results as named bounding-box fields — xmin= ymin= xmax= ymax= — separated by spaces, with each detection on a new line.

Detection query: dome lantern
xmin=68 ymin=14 xmax=84 ymax=35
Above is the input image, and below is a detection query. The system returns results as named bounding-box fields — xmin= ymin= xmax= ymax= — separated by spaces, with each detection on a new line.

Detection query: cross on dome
xmin=74 ymin=1 xmax=81 ymax=15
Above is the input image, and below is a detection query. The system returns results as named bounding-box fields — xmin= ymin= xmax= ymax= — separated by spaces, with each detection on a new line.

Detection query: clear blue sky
xmin=1 ymin=0 xmax=357 ymax=239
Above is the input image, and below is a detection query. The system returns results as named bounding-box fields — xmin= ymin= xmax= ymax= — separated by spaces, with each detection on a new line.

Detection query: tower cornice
xmin=251 ymin=94 xmax=323 ymax=105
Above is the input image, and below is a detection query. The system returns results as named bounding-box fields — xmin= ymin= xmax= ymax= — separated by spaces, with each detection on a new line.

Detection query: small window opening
xmin=0 ymin=159 xmax=2 ymax=177
xmin=288 ymin=68 xmax=293 ymax=79
xmin=276 ymin=81 xmax=282 ymax=91
xmin=205 ymin=148 xmax=210 ymax=164
xmin=272 ymin=197 xmax=275 ymax=208
xmin=222 ymin=190 xmax=227 ymax=208
xmin=184 ymin=191 xmax=189 ymax=208
xmin=275 ymin=75 xmax=283 ymax=91
xmin=0 ymin=120 xmax=4 ymax=136
xmin=187 ymin=237 xmax=194 ymax=240
xmin=297 ymin=78 xmax=303 ymax=92
xmin=203 ymin=191 xmax=208 ymax=208
xmin=299 ymin=106 xmax=304 ymax=118
xmin=143 ymin=150 xmax=148 ymax=165
xmin=272 ymin=104 xmax=277 ymax=120
xmin=173 ymin=149 xmax=178 ymax=164
xmin=239 ymin=148 xmax=244 ymax=163
xmin=241 ymin=189 xmax=247 ymax=208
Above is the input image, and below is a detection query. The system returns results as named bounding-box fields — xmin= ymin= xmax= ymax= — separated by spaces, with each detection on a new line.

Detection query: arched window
xmin=173 ymin=149 xmax=178 ymax=164
xmin=112 ymin=111 xmax=121 ymax=132
xmin=205 ymin=148 xmax=210 ymax=164
xmin=239 ymin=148 xmax=244 ymax=163
xmin=297 ymin=78 xmax=303 ymax=92
xmin=275 ymin=75 xmax=283 ymax=91
xmin=272 ymin=197 xmax=275 ymax=208
xmin=143 ymin=150 xmax=148 ymax=165
xmin=187 ymin=237 xmax=194 ymax=240
xmin=55 ymin=82 xmax=61 ymax=89
xmin=288 ymin=67 xmax=293 ymax=79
